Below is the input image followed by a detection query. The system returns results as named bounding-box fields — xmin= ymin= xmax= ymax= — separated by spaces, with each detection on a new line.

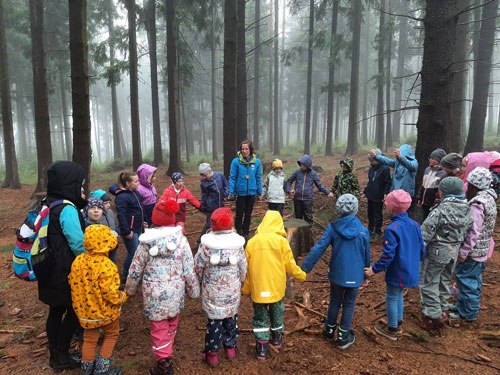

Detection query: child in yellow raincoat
xmin=242 ymin=210 xmax=306 ymax=361
xmin=68 ymin=224 xmax=127 ymax=375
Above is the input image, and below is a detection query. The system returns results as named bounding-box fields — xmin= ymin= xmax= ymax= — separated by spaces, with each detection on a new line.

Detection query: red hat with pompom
xmin=211 ymin=207 xmax=233 ymax=231
xmin=152 ymin=199 xmax=179 ymax=226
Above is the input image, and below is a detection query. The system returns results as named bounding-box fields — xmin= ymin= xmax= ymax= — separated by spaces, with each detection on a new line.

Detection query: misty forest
xmin=0 ymin=0 xmax=499 ymax=190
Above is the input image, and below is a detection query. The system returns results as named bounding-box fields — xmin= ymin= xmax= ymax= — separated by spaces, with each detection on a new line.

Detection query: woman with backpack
xmin=37 ymin=160 xmax=87 ymax=371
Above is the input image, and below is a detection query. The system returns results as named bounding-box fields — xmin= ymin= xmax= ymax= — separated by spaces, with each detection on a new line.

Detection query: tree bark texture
xmin=464 ymin=0 xmax=498 ymax=154
xmin=212 ymin=2 xmax=218 ymax=160
xmin=376 ymin=0 xmax=385 ymax=149
xmin=58 ymin=69 xmax=72 ymax=160
xmin=68 ymin=0 xmax=92 ymax=190
xmin=29 ymin=0 xmax=53 ymax=194
xmin=273 ymin=0 xmax=280 ymax=154
xmin=236 ymin=0 xmax=247 ymax=143
xmin=415 ymin=0 xmax=458 ymax=192
xmin=392 ymin=2 xmax=408 ymax=144
xmin=304 ymin=0 xmax=314 ymax=155
xmin=325 ymin=0 xmax=339 ymax=155
xmin=385 ymin=0 xmax=393 ymax=149
xmin=0 ymin=0 xmax=20 ymax=188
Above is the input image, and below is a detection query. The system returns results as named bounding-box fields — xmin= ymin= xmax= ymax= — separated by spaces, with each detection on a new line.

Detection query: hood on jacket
xmin=84 ymin=224 xmax=118 ymax=256
xmin=47 ymin=160 xmax=87 ymax=209
xmin=429 ymin=148 xmax=447 ymax=162
xmin=399 ymin=144 xmax=415 ymax=161
xmin=256 ymin=210 xmax=286 ymax=237
xmin=332 ymin=215 xmax=363 ymax=240
xmin=108 ymin=183 xmax=127 ymax=196
xmin=237 ymin=151 xmax=257 ymax=164
xmin=340 ymin=158 xmax=354 ymax=172
xmin=297 ymin=155 xmax=313 ymax=169
xmin=201 ymin=231 xmax=245 ymax=250
xmin=137 ymin=164 xmax=157 ymax=188
xmin=138 ymin=226 xmax=183 ymax=257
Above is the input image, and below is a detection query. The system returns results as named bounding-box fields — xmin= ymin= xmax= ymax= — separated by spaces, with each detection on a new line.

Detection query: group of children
xmin=64 ymin=146 xmax=497 ymax=374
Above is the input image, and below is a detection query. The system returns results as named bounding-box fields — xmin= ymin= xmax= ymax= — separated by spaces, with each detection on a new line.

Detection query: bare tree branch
xmin=355 ymin=106 xmax=420 ymax=126
xmin=372 ymin=7 xmax=423 ymax=22
xmin=454 ymin=0 xmax=496 ymax=18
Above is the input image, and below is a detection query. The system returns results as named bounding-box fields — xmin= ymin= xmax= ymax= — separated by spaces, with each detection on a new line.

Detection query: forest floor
xmin=0 ymin=154 xmax=499 ymax=374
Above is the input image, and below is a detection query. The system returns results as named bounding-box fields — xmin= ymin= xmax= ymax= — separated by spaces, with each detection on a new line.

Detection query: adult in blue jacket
xmin=228 ymin=140 xmax=262 ymax=238
xmin=302 ymin=194 xmax=370 ymax=350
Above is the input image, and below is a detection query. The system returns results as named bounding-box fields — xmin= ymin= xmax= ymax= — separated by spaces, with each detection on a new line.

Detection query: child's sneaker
xmin=337 ymin=327 xmax=355 ymax=350
xmin=270 ymin=331 xmax=283 ymax=349
xmin=224 ymin=346 xmax=237 ymax=360
xmin=323 ymin=323 xmax=337 ymax=342
xmin=201 ymin=351 xmax=219 ymax=367
xmin=374 ymin=322 xmax=398 ymax=341
xmin=397 ymin=321 xmax=403 ymax=334
xmin=255 ymin=340 xmax=268 ymax=361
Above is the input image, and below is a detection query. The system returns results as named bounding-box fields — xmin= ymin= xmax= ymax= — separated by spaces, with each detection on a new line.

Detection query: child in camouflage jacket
xmin=331 ymin=158 xmax=361 ymax=199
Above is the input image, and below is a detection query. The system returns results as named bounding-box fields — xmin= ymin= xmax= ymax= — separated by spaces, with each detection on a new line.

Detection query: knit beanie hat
xmin=171 ymin=172 xmax=184 ymax=184
xmin=152 ymin=199 xmax=179 ymax=226
xmin=439 ymin=177 xmax=465 ymax=197
xmin=384 ymin=189 xmax=412 ymax=214
xmin=86 ymin=197 xmax=105 ymax=211
xmin=367 ymin=148 xmax=382 ymax=162
xmin=467 ymin=167 xmax=493 ymax=190
xmin=211 ymin=207 xmax=234 ymax=231
xmin=90 ymin=189 xmax=112 ymax=202
xmin=336 ymin=194 xmax=359 ymax=216
xmin=429 ymin=148 xmax=447 ymax=162
xmin=199 ymin=163 xmax=212 ymax=175
xmin=272 ymin=159 xmax=283 ymax=169
xmin=440 ymin=153 xmax=463 ymax=170
xmin=84 ymin=224 xmax=118 ymax=255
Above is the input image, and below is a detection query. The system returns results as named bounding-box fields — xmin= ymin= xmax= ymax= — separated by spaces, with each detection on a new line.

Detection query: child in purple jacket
xmin=137 ymin=163 xmax=158 ymax=227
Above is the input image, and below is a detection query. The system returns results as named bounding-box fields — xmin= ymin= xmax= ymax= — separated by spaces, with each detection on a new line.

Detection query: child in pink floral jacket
xmin=126 ymin=199 xmax=199 ymax=375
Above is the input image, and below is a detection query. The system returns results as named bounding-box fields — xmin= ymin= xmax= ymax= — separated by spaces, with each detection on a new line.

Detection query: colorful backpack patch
xmin=12 ymin=199 xmax=72 ymax=281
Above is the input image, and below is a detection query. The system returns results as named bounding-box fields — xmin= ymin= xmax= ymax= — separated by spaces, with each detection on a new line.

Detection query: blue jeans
xmin=326 ymin=283 xmax=359 ymax=330
xmin=455 ymin=258 xmax=486 ymax=321
xmin=122 ymin=233 xmax=139 ymax=283
xmin=386 ymin=285 xmax=404 ymax=329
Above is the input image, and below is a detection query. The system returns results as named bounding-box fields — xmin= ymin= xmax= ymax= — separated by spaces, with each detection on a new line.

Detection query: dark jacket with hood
xmin=364 ymin=163 xmax=392 ymax=202
xmin=200 ymin=172 xmax=228 ymax=213
xmin=109 ymin=183 xmax=144 ymax=237
xmin=286 ymin=155 xmax=331 ymax=201
xmin=301 ymin=214 xmax=370 ymax=287
xmin=37 ymin=161 xmax=86 ymax=306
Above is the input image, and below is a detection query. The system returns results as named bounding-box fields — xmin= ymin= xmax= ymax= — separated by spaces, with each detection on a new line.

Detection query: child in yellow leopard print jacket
xmin=68 ymin=224 xmax=127 ymax=375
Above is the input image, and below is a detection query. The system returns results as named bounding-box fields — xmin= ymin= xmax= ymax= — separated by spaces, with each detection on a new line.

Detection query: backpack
xmin=12 ymin=199 xmax=73 ymax=281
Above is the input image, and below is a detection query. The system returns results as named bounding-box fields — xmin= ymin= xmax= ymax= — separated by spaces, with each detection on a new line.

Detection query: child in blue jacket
xmin=286 ymin=155 xmax=333 ymax=223
xmin=365 ymin=189 xmax=425 ymax=341
xmin=302 ymin=194 xmax=370 ymax=350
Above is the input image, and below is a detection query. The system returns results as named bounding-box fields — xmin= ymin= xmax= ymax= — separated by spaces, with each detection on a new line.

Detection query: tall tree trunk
xmin=497 ymin=99 xmax=500 ymax=137
xmin=253 ymin=0 xmax=260 ymax=149
xmin=166 ymin=0 xmax=183 ymax=174
xmin=279 ymin=0 xmax=285 ymax=147
xmin=223 ymin=0 xmax=237 ymax=176
xmin=345 ymin=0 xmax=361 ymax=155
xmin=361 ymin=12 xmax=370 ymax=146
xmin=0 ymin=0 xmax=20 ymax=188
xmin=69 ymin=0 xmax=92 ymax=189
xmin=30 ymin=0 xmax=52 ymax=194
xmin=415 ymin=0 xmax=457 ymax=191
xmin=236 ymin=0 xmax=247 ymax=142
xmin=487 ymin=83 xmax=494 ymax=134
xmin=393 ymin=1 xmax=408 ymax=144
xmin=268 ymin=56 xmax=273 ymax=147
xmin=464 ymin=0 xmax=498 ymax=154
xmin=375 ymin=0 xmax=385 ymax=149
xmin=127 ymin=0 xmax=142 ymax=170
xmin=58 ymin=69 xmax=72 ymax=160
xmin=106 ymin=0 xmax=122 ymax=160
xmin=311 ymin=78 xmax=319 ymax=145
xmin=385 ymin=0 xmax=393 ymax=149
xmin=273 ymin=0 xmax=280 ymax=154
xmin=304 ymin=0 xmax=314 ymax=155
xmin=14 ymin=82 xmax=29 ymax=160
xmin=325 ymin=0 xmax=339 ymax=155
xmin=146 ymin=0 xmax=163 ymax=166
xmin=212 ymin=2 xmax=218 ymax=160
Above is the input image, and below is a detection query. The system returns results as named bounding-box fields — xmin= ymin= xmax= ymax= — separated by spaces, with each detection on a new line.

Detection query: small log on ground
xmin=284 ymin=218 xmax=313 ymax=260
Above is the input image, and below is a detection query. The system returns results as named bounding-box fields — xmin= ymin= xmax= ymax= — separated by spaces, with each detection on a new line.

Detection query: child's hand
xmin=327 ymin=192 xmax=334 ymax=198
xmin=289 ymin=189 xmax=295 ymax=198
xmin=394 ymin=149 xmax=401 ymax=159
xmin=125 ymin=232 xmax=133 ymax=240
xmin=457 ymin=255 xmax=466 ymax=263
xmin=364 ymin=267 xmax=374 ymax=277
xmin=368 ymin=150 xmax=376 ymax=158
xmin=227 ymin=194 xmax=236 ymax=201
xmin=361 ymin=279 xmax=370 ymax=288
xmin=144 ymin=221 xmax=149 ymax=229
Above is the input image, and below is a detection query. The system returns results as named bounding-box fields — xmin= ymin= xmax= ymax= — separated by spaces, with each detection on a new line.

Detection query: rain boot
xmin=81 ymin=360 xmax=95 ymax=375
xmin=49 ymin=347 xmax=81 ymax=372
xmin=94 ymin=356 xmax=121 ymax=375
xmin=149 ymin=358 xmax=174 ymax=375
xmin=255 ymin=340 xmax=268 ymax=361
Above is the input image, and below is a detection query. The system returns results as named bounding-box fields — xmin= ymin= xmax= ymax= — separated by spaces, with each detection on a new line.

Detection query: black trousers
xmin=367 ymin=200 xmax=383 ymax=234
xmin=235 ymin=195 xmax=256 ymax=236
xmin=293 ymin=199 xmax=313 ymax=224
xmin=46 ymin=305 xmax=79 ymax=352
xmin=268 ymin=202 xmax=284 ymax=216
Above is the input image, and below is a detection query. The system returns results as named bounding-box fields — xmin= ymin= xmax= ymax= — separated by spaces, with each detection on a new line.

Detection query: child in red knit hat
xmin=194 ymin=208 xmax=247 ymax=367
xmin=126 ymin=199 xmax=200 ymax=375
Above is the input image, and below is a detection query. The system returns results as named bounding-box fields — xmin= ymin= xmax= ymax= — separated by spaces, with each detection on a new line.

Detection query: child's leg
xmin=339 ymin=286 xmax=359 ymax=331
xmin=367 ymin=200 xmax=375 ymax=233
xmin=420 ymin=258 xmax=446 ymax=319
xmin=205 ymin=318 xmax=224 ymax=353
xmin=98 ymin=319 xmax=120 ymax=359
xmin=303 ymin=200 xmax=313 ymax=224
xmin=276 ymin=203 xmax=284 ymax=216
xmin=386 ymin=285 xmax=403 ymax=329
xmin=150 ymin=316 xmax=179 ymax=360
xmin=122 ymin=232 xmax=139 ymax=283
xmin=438 ymin=258 xmax=456 ymax=310
xmin=199 ymin=212 xmax=212 ymax=241
xmin=455 ymin=259 xmax=486 ymax=321
xmin=252 ymin=303 xmax=271 ymax=341
xmin=293 ymin=199 xmax=303 ymax=220
xmin=82 ymin=327 xmax=100 ymax=363
xmin=108 ymin=247 xmax=117 ymax=264
xmin=221 ymin=315 xmax=240 ymax=349
xmin=268 ymin=300 xmax=285 ymax=336
xmin=373 ymin=201 xmax=384 ymax=235
xmin=326 ymin=283 xmax=343 ymax=327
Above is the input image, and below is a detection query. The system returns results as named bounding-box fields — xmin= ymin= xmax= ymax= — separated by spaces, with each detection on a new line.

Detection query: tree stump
xmin=284 ymin=218 xmax=313 ymax=261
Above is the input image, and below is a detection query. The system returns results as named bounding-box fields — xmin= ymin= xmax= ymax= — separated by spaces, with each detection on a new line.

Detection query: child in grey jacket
xmin=262 ymin=159 xmax=287 ymax=216
xmin=419 ymin=177 xmax=472 ymax=330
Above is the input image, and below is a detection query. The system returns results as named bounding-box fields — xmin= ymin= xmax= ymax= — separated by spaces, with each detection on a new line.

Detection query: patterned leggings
xmin=204 ymin=315 xmax=239 ymax=353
